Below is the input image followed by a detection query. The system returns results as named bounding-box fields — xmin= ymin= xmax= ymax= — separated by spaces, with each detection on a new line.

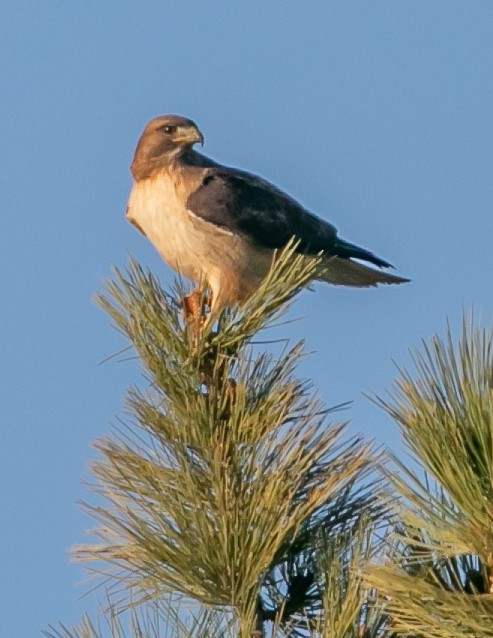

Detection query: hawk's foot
xmin=182 ymin=289 xmax=203 ymax=321
xmin=181 ymin=289 xmax=212 ymax=345
xmin=181 ymin=289 xmax=212 ymax=320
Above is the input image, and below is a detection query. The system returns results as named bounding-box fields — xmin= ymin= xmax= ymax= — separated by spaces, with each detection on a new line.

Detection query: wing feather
xmin=186 ymin=168 xmax=338 ymax=253
xmin=186 ymin=167 xmax=406 ymax=280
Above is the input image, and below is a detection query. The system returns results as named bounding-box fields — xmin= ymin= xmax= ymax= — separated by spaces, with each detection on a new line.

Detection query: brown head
xmin=130 ymin=115 xmax=204 ymax=180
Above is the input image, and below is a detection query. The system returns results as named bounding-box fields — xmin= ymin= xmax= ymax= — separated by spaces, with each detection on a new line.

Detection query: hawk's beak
xmin=174 ymin=126 xmax=204 ymax=146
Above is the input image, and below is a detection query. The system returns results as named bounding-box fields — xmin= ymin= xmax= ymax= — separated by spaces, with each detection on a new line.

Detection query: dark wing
xmin=186 ymin=168 xmax=394 ymax=270
xmin=186 ymin=168 xmax=338 ymax=254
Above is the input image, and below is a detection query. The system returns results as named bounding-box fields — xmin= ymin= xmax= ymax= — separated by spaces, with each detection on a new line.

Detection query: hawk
xmin=126 ymin=115 xmax=408 ymax=311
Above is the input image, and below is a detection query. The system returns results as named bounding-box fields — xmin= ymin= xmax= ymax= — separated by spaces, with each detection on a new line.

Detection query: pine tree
xmin=365 ymin=317 xmax=493 ymax=637
xmin=49 ymin=246 xmax=384 ymax=638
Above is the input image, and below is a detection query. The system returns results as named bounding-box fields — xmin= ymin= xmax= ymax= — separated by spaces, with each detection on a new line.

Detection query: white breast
xmin=125 ymin=171 xmax=274 ymax=307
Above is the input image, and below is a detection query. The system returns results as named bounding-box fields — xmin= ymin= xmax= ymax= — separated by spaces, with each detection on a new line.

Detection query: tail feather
xmin=318 ymin=256 xmax=409 ymax=287
xmin=334 ymin=239 xmax=393 ymax=269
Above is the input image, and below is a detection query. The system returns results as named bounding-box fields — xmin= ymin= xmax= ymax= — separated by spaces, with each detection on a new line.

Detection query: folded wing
xmin=186 ymin=168 xmax=409 ymax=287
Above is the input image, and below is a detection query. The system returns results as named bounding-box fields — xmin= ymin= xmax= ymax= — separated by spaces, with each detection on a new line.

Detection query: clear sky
xmin=2 ymin=1 xmax=493 ymax=635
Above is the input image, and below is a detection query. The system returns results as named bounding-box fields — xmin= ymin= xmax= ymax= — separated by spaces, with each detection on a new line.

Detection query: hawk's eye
xmin=161 ymin=125 xmax=176 ymax=134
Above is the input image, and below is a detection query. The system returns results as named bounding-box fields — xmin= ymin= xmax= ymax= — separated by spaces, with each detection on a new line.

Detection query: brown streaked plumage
xmin=125 ymin=114 xmax=409 ymax=310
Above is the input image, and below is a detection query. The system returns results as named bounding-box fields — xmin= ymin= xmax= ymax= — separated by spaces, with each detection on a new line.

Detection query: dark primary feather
xmin=186 ymin=168 xmax=393 ymax=269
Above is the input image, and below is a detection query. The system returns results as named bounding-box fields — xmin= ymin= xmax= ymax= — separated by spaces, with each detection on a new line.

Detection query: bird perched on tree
xmin=126 ymin=114 xmax=408 ymax=312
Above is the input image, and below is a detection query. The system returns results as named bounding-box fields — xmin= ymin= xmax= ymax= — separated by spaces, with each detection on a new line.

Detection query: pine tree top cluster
xmin=47 ymin=251 xmax=493 ymax=637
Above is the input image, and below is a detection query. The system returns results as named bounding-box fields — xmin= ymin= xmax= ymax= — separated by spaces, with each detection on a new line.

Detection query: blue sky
xmin=2 ymin=1 xmax=493 ymax=635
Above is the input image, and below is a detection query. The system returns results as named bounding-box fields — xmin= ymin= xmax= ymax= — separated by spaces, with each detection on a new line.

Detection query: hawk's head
xmin=131 ymin=115 xmax=204 ymax=180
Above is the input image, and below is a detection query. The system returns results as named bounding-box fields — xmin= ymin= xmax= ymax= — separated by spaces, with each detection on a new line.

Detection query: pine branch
xmin=258 ymin=520 xmax=390 ymax=638
xmin=44 ymin=598 xmax=237 ymax=638
xmin=368 ymin=566 xmax=493 ymax=638
xmin=73 ymin=246 xmax=377 ymax=636
xmin=365 ymin=315 xmax=493 ymax=636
